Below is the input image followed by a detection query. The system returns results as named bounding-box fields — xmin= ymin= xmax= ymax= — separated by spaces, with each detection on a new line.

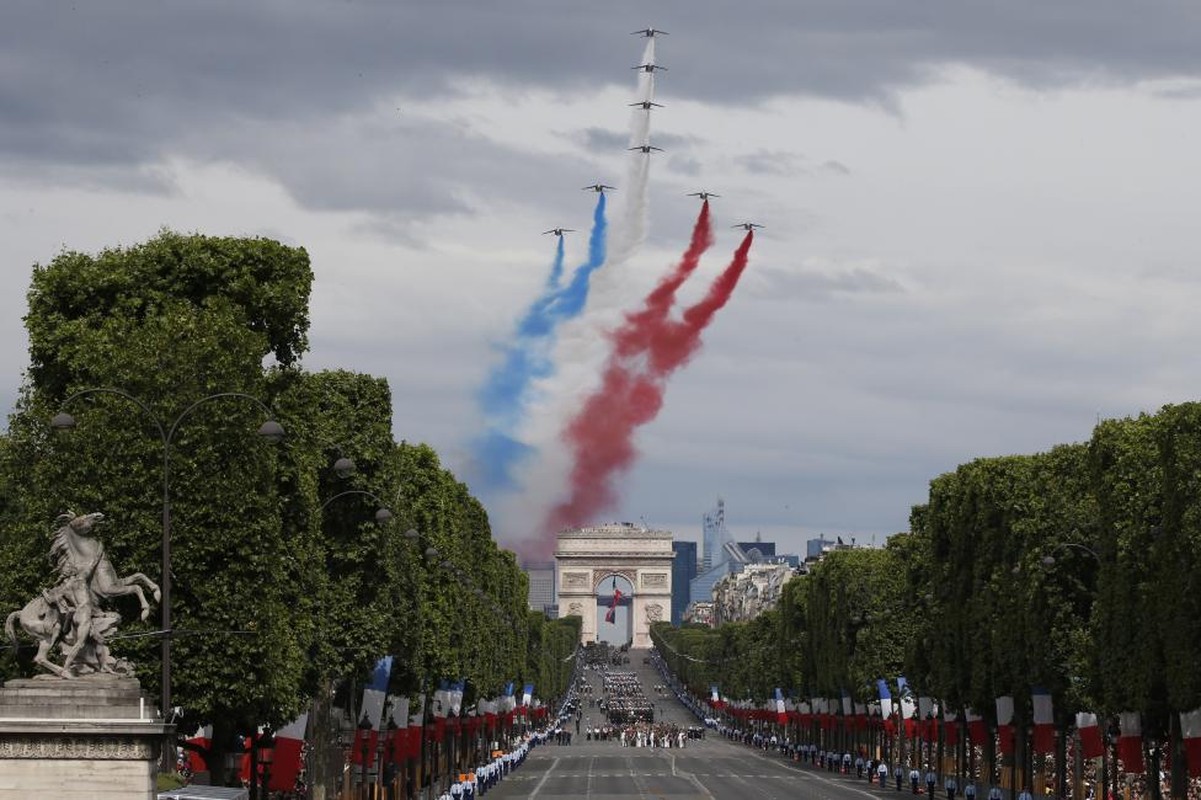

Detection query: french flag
xmin=1076 ymin=712 xmax=1104 ymax=760
xmin=775 ymin=688 xmax=787 ymax=726
xmin=605 ymin=577 xmax=623 ymax=623
xmin=1118 ymin=712 xmax=1144 ymax=773
xmin=269 ymin=713 xmax=308 ymax=793
xmin=433 ymin=682 xmax=451 ymax=718
xmin=898 ymin=677 xmax=912 ymax=720
xmin=352 ymin=656 xmax=392 ymax=766
xmin=1032 ymin=688 xmax=1055 ymax=754
xmin=1180 ymin=708 xmax=1201 ymax=777
xmin=943 ymin=709 xmax=959 ymax=747
xmin=996 ymin=696 xmax=1015 ymax=756
xmin=183 ymin=725 xmax=211 ymax=774
xmin=522 ymin=683 xmax=534 ymax=708
xmin=917 ymin=696 xmax=934 ymax=738
xmin=711 ymin=684 xmax=725 ymax=710
xmin=388 ymin=697 xmax=410 ymax=764
xmin=407 ymin=695 xmax=425 ymax=760
xmin=877 ymin=679 xmax=893 ymax=719
xmin=967 ymin=707 xmax=987 ymax=746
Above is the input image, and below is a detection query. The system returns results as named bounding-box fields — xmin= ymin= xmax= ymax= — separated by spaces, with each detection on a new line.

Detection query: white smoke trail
xmin=495 ymin=36 xmax=662 ymax=546
xmin=607 ymin=37 xmax=655 ymax=267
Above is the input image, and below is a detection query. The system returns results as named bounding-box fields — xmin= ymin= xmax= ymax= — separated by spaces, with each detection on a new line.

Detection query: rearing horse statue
xmin=6 ymin=511 xmax=159 ymax=678
xmin=49 ymin=511 xmax=161 ymax=621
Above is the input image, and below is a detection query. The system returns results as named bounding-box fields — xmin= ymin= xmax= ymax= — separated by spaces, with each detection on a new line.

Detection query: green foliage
xmin=0 ymin=231 xmax=535 ymax=787
xmin=26 ymin=230 xmax=312 ymax=396
xmin=805 ymin=547 xmax=907 ymax=699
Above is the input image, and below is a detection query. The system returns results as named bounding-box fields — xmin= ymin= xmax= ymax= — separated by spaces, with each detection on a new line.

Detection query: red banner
xmin=998 ymin=725 xmax=1015 ymax=756
xmin=270 ymin=737 xmax=305 ymax=792
xmin=1033 ymin=724 xmax=1055 ymax=755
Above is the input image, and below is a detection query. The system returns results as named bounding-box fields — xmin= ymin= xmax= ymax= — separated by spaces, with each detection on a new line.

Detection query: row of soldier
xmin=602 ymin=670 xmax=654 ymax=723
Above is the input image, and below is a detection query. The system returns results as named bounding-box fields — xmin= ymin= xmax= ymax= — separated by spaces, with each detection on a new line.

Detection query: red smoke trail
xmin=544 ymin=229 xmax=755 ymax=534
xmin=613 ymin=200 xmax=713 ymax=360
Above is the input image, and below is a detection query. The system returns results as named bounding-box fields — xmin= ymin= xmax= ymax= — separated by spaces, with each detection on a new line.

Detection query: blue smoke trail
xmin=472 ymin=194 xmax=608 ymax=492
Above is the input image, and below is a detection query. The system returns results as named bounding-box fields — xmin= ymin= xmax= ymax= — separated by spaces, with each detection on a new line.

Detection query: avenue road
xmin=487 ymin=649 xmax=897 ymax=800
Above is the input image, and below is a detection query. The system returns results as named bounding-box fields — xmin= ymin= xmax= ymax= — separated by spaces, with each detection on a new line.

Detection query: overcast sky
xmin=5 ymin=2 xmax=1201 ymax=558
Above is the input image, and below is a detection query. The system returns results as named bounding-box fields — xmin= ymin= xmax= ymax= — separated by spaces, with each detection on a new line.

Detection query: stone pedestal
xmin=0 ymin=676 xmax=173 ymax=799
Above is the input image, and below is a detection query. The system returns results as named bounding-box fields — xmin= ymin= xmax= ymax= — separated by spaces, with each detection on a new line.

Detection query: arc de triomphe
xmin=555 ymin=523 xmax=673 ymax=649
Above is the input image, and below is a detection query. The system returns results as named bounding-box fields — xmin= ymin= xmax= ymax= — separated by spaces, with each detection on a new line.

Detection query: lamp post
xmin=319 ymin=490 xmax=394 ymax=523
xmin=1040 ymin=542 xmax=1100 ymax=567
xmin=308 ymin=470 xmax=402 ymax=800
xmin=357 ymin=713 xmax=372 ymax=799
xmin=51 ymin=387 xmax=284 ymax=771
xmin=1040 ymin=542 xmax=1101 ymax=800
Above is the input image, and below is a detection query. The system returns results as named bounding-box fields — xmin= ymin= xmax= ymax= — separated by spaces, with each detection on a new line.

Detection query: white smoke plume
xmin=498 ymin=36 xmax=664 ymax=546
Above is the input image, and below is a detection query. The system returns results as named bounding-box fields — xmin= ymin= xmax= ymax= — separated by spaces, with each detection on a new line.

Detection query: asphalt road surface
xmin=486 ymin=649 xmax=897 ymax=800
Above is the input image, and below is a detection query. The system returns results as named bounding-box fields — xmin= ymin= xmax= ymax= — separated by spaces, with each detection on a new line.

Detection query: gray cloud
xmin=735 ymin=150 xmax=806 ymax=177
xmin=8 ymin=0 xmax=1201 ymax=550
xmin=8 ymin=1 xmax=1200 ymax=185
xmin=578 ymin=128 xmax=629 ymax=153
xmin=749 ymin=265 xmax=905 ymax=299
xmin=822 ymin=160 xmax=851 ymax=176
xmin=666 ymin=155 xmax=702 ymax=177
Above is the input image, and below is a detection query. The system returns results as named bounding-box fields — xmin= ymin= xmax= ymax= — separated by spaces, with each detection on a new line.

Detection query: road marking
xmin=743 ymin=750 xmax=885 ymax=800
xmin=528 ymin=756 xmax=560 ymax=798
xmin=669 ymin=753 xmax=716 ymax=798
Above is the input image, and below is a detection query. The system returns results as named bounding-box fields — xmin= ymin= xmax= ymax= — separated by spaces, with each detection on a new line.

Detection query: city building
xmin=804 ymin=536 xmax=863 ymax=565
xmin=683 ymin=601 xmax=714 ymax=626
xmin=701 ymin=498 xmax=733 ymax=572
xmin=711 ymin=562 xmax=797 ymax=624
xmin=671 ymin=540 xmax=698 ymax=625
xmin=523 ymin=561 xmax=556 ymax=614
xmin=688 ymin=558 xmax=738 ymax=615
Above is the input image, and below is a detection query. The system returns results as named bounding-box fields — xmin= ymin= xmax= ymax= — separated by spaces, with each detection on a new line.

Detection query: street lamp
xmin=1041 ymin=542 xmax=1100 ymax=566
xmin=50 ymin=387 xmax=283 ymax=753
xmin=319 ymin=490 xmax=394 ymax=524
xmin=333 ymin=455 xmax=356 ymax=479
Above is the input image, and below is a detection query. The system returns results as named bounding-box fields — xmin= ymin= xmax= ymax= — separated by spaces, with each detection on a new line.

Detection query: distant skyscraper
xmin=671 ymin=541 xmax=698 ymax=625
xmin=523 ymin=561 xmax=556 ymax=613
xmin=702 ymin=498 xmax=732 ymax=572
xmin=690 ymin=559 xmax=738 ymax=610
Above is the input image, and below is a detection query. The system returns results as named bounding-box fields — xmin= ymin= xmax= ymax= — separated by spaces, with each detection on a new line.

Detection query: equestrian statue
xmin=5 ymin=511 xmax=160 ymax=679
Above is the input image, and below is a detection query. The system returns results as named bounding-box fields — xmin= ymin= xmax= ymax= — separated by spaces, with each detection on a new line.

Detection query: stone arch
xmin=592 ymin=570 xmax=634 ymax=593
xmin=554 ymin=523 xmax=674 ymax=649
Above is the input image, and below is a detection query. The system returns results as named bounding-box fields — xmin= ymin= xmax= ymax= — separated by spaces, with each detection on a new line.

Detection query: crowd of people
xmin=601 ymin=670 xmax=654 ymax=723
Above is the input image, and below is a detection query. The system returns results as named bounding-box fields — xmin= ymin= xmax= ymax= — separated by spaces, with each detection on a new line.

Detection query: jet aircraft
xmin=631 ymin=28 xmax=668 ymax=37
xmin=628 ymin=145 xmax=664 ymax=153
xmin=581 ymin=184 xmax=616 ymax=193
xmin=731 ymin=222 xmax=764 ymax=231
xmin=629 ymin=100 xmax=664 ymax=109
xmin=542 ymin=228 xmax=575 ymax=237
xmin=687 ymin=191 xmax=720 ymax=200
xmin=632 ymin=63 xmax=667 ymax=73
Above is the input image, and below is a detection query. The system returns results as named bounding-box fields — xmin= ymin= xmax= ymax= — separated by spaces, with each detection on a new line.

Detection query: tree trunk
xmin=1147 ymin=739 xmax=1162 ymax=800
xmin=209 ymin=719 xmax=235 ymax=787
xmin=1170 ymin=713 xmax=1187 ymax=800
xmin=308 ymin=689 xmax=330 ymax=800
